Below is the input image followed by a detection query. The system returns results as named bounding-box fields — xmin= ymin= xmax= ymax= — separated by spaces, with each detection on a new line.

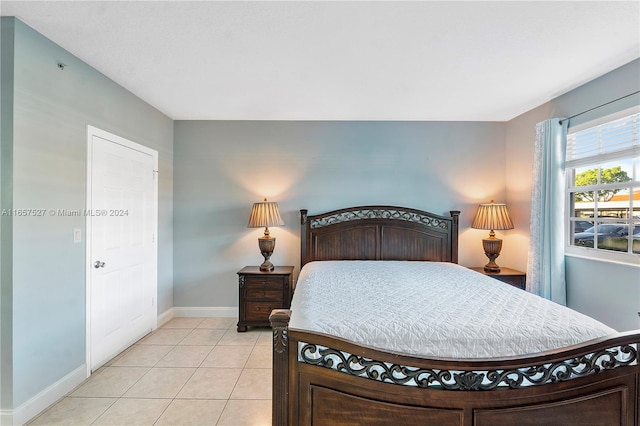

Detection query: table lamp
xmin=247 ymin=198 xmax=284 ymax=271
xmin=471 ymin=200 xmax=514 ymax=272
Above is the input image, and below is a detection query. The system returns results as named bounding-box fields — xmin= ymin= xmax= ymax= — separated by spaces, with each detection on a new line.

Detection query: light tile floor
xmin=27 ymin=318 xmax=272 ymax=426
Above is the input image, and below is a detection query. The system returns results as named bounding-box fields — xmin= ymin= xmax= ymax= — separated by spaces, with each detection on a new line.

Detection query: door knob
xmin=94 ymin=261 xmax=106 ymax=268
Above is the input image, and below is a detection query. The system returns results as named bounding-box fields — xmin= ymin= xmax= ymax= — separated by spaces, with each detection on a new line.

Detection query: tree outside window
xmin=574 ymin=166 xmax=631 ymax=202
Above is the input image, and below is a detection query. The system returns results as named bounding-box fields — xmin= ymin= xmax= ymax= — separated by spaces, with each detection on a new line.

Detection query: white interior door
xmin=87 ymin=126 xmax=158 ymax=371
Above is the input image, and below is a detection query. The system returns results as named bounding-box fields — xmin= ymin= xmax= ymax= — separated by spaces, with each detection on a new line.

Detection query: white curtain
xmin=527 ymin=118 xmax=568 ymax=305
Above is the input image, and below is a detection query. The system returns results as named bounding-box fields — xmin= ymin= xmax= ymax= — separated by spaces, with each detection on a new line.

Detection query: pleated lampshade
xmin=471 ymin=201 xmax=514 ymax=231
xmin=248 ymin=199 xmax=284 ymax=230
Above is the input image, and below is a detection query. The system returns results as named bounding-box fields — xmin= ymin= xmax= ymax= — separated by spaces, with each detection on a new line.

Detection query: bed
xmin=269 ymin=205 xmax=639 ymax=425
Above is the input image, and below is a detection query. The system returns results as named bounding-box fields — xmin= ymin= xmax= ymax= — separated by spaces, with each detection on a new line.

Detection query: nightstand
xmin=469 ymin=267 xmax=526 ymax=290
xmin=237 ymin=266 xmax=294 ymax=332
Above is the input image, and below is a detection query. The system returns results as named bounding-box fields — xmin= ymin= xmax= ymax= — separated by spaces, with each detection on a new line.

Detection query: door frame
xmin=85 ymin=125 xmax=159 ymax=376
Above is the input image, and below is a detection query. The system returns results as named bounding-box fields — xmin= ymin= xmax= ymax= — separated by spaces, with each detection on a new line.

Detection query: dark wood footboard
xmin=271 ymin=309 xmax=640 ymax=426
xmin=270 ymin=309 xmax=291 ymax=426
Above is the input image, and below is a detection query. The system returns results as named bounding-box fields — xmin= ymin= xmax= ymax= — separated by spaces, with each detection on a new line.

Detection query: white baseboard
xmin=158 ymin=306 xmax=238 ymax=322
xmin=13 ymin=365 xmax=87 ymax=426
xmin=157 ymin=307 xmax=174 ymax=327
xmin=0 ymin=409 xmax=13 ymax=426
xmin=172 ymin=307 xmax=238 ymax=318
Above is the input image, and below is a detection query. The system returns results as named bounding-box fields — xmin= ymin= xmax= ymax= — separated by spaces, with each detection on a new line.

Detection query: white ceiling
xmin=2 ymin=1 xmax=639 ymax=121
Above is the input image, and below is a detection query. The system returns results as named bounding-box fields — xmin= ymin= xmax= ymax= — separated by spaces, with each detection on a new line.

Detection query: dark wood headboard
xmin=300 ymin=206 xmax=460 ymax=267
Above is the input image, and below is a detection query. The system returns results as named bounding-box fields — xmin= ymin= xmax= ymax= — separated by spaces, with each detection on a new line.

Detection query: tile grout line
xmin=92 ymin=324 xmax=199 ymax=426
xmin=28 ymin=319 xmax=273 ymax=425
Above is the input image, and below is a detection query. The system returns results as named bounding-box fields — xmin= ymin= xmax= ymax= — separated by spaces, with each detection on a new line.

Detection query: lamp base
xmin=258 ymin=236 xmax=276 ymax=272
xmin=483 ymin=262 xmax=501 ymax=273
xmin=259 ymin=261 xmax=274 ymax=272
xmin=482 ymin=237 xmax=503 ymax=273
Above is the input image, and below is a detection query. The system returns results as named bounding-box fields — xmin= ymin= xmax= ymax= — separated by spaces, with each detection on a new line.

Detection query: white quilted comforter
xmin=288 ymin=261 xmax=616 ymax=359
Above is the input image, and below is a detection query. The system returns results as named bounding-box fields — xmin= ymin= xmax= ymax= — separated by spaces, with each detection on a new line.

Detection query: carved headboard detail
xmin=300 ymin=206 xmax=460 ymax=267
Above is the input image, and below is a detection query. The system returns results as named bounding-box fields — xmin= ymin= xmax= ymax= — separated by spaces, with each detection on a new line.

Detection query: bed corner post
xmin=449 ymin=210 xmax=460 ymax=264
xmin=300 ymin=209 xmax=309 ymax=267
xmin=270 ymin=309 xmax=291 ymax=426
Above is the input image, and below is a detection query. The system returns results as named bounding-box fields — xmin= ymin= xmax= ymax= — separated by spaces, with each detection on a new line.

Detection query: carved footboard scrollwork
xmin=298 ymin=341 xmax=638 ymax=390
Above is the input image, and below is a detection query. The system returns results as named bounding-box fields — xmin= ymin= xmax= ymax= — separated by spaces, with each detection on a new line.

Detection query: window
xmin=565 ymin=107 xmax=640 ymax=264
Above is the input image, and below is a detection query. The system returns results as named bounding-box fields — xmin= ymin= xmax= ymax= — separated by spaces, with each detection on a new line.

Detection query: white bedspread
xmin=288 ymin=261 xmax=616 ymax=359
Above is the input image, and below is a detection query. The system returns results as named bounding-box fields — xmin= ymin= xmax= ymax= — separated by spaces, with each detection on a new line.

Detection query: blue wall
xmin=1 ymin=17 xmax=174 ymax=414
xmin=173 ymin=120 xmax=506 ymax=309
xmin=0 ymin=16 xmax=16 ymax=418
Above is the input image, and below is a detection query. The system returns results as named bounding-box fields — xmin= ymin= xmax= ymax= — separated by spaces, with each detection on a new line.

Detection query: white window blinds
xmin=566 ymin=110 xmax=640 ymax=168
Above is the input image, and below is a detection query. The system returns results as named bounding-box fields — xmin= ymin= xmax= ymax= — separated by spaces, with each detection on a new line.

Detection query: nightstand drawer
xmin=245 ymin=302 xmax=282 ymax=321
xmin=245 ymin=275 xmax=284 ymax=290
xmin=246 ymin=288 xmax=283 ymax=300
